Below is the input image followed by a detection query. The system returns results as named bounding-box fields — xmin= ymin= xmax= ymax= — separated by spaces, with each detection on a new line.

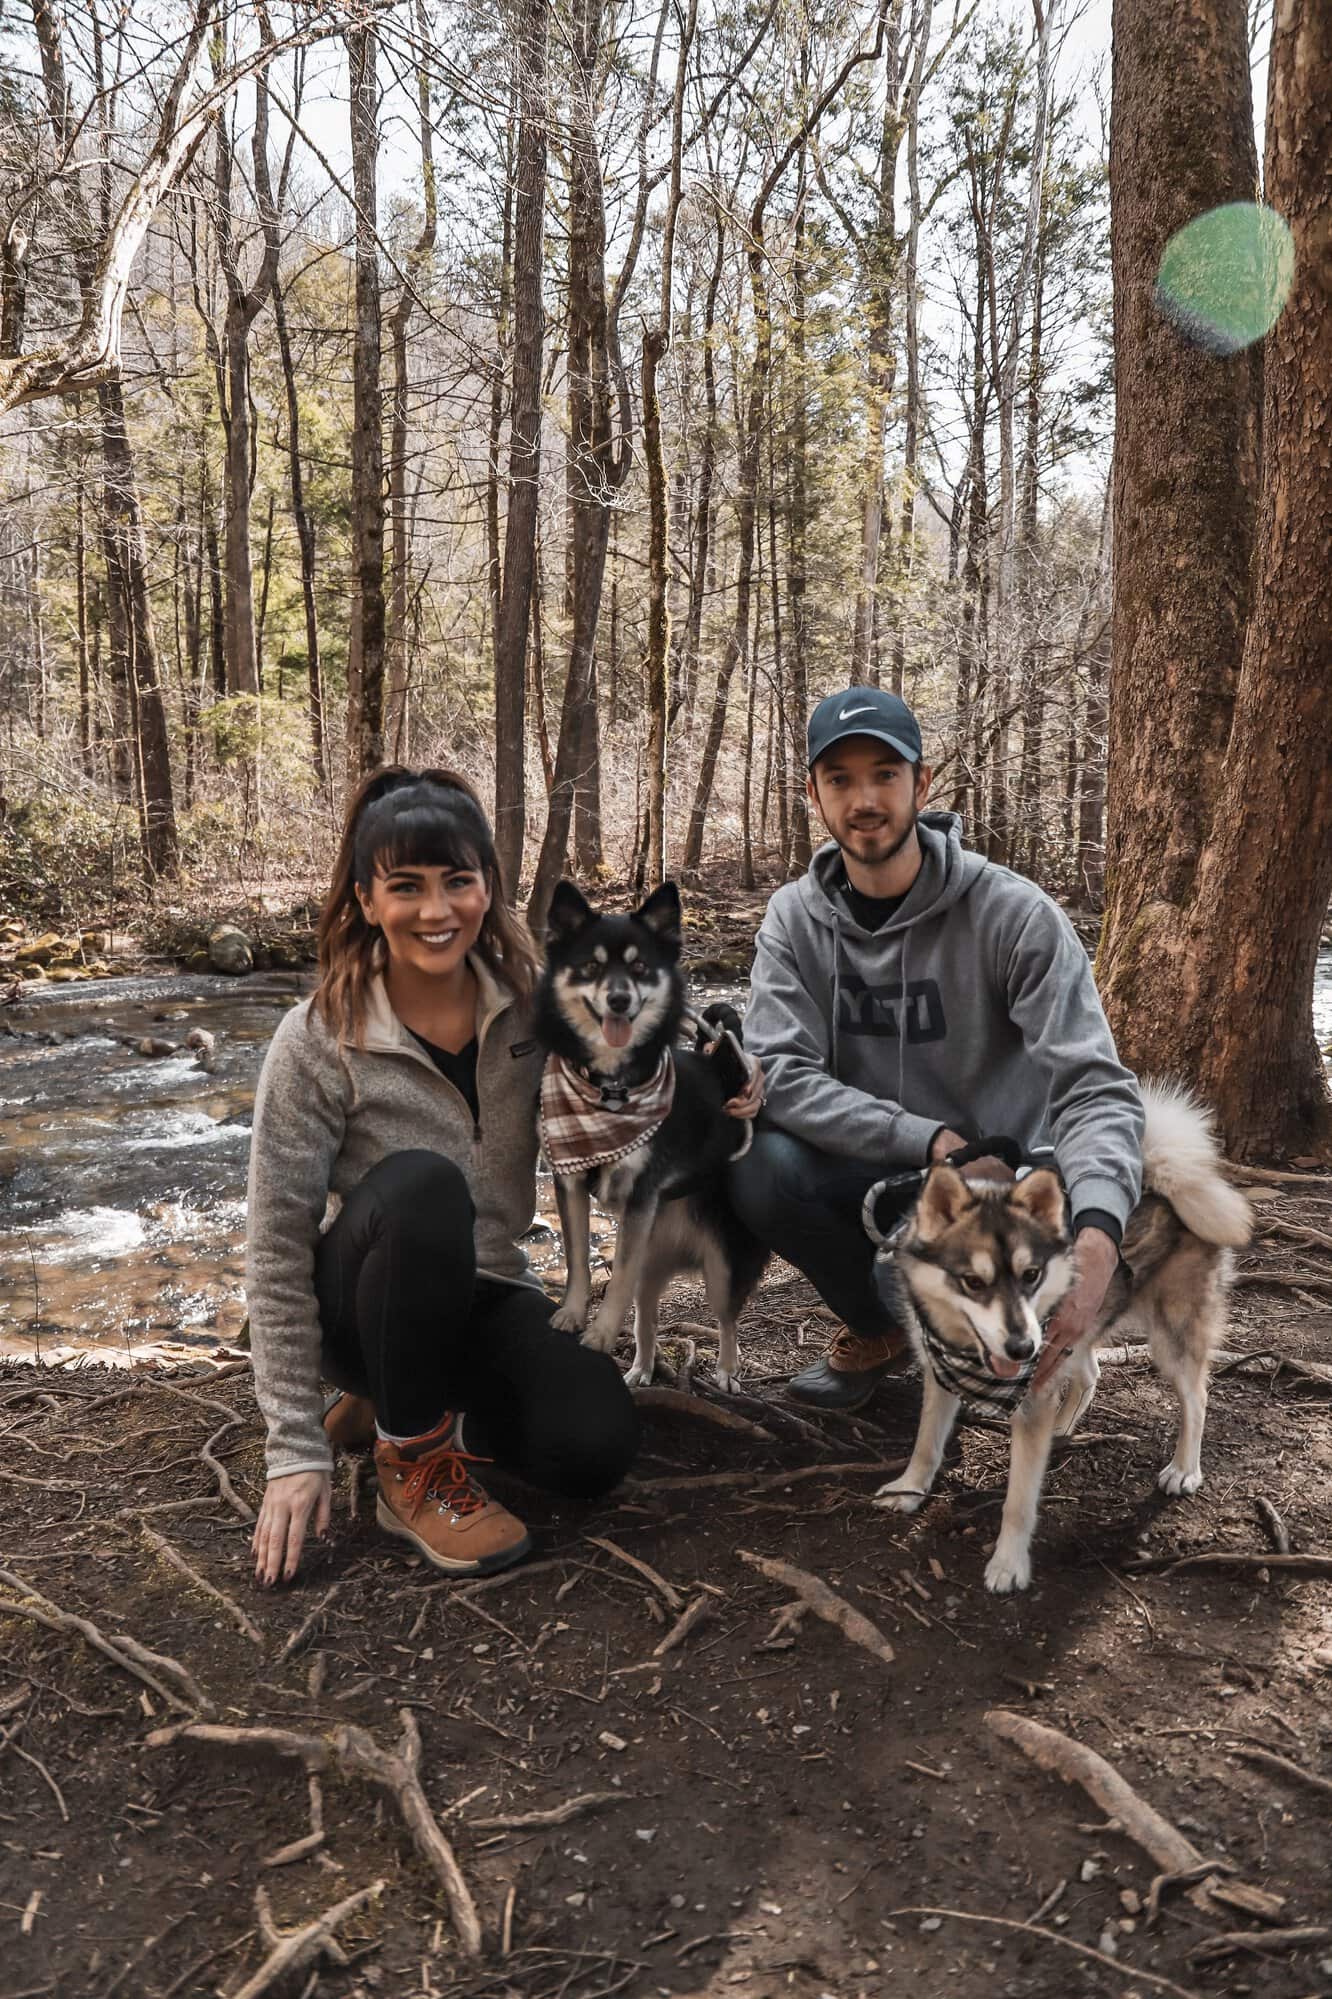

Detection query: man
xmin=730 ymin=685 xmax=1143 ymax=1411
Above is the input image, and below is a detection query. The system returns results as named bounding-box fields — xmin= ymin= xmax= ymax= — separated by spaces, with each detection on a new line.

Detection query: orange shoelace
xmin=399 ymin=1443 xmax=488 ymax=1520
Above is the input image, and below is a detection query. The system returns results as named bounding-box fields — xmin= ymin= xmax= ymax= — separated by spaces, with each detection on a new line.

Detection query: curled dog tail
xmin=1140 ymin=1078 xmax=1252 ymax=1247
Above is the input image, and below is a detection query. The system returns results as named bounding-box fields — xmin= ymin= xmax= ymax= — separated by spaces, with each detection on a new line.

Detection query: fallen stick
xmin=147 ymin=1711 xmax=483 ymax=1956
xmin=274 ymin=1583 xmax=343 ymax=1667
xmin=1254 ymin=1497 xmax=1292 ymax=1554
xmin=1260 ymin=1215 xmax=1332 ymax=1252
xmin=201 ymin=1419 xmax=256 ymax=1522
xmin=1098 ymin=1344 xmax=1332 ymax=1388
xmin=140 ymin=1525 xmax=264 ymax=1648
xmin=585 ymin=1535 xmax=683 ymax=1610
xmin=737 ymin=1550 xmax=894 ymax=1666
xmin=261 ymin=1772 xmax=325 ymax=1868
xmin=1188 ymin=1924 xmax=1331 ymax=1966
xmin=629 ymin=1385 xmax=774 ymax=1441
xmin=984 ymin=1710 xmax=1283 ymax=1921
xmin=886 ymin=1905 xmax=1203 ymax=1999
xmin=232 ymin=1878 xmax=384 ymax=1999
xmin=986 ymin=1709 xmax=1210 ymax=1873
xmin=0 ymin=1568 xmax=209 ymax=1715
xmin=653 ymin=1593 xmax=712 ymax=1659
xmin=685 ymin=1382 xmax=832 ymax=1450
xmin=622 ymin=1458 xmax=905 ymax=1497
xmin=470 ymin=1790 xmax=623 ymax=1831
xmin=1123 ymin=1552 xmax=1332 ymax=1577
xmin=1226 ymin=1162 xmax=1332 ymax=1186
xmin=1229 ymin=1744 xmax=1332 ymax=1802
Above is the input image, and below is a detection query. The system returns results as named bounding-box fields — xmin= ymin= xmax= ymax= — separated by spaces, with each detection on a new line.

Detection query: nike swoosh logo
xmin=838 ymin=706 xmax=879 ymax=720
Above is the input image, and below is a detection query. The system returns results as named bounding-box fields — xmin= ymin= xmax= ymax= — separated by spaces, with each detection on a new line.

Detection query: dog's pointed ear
xmin=913 ymin=1165 xmax=975 ymax=1242
xmin=633 ymin=881 xmax=682 ymax=956
xmin=547 ymin=880 xmax=594 ymax=945
xmin=1009 ymin=1169 xmax=1068 ymax=1236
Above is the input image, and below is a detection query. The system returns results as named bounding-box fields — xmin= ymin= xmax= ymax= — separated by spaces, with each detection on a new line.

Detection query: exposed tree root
xmin=1230 ymin=1744 xmax=1332 ymax=1801
xmin=139 ymin=1525 xmax=264 ymax=1647
xmin=630 ymin=1385 xmax=775 ymax=1440
xmin=737 ymin=1550 xmax=894 ymax=1666
xmin=1123 ymin=1552 xmax=1332 ymax=1577
xmin=201 ymin=1419 xmax=256 ymax=1522
xmin=232 ymin=1877 xmax=384 ymax=1999
xmin=984 ymin=1710 xmax=1285 ymax=1922
xmin=274 ymin=1583 xmax=343 ymax=1667
xmin=262 ymin=1773 xmax=325 ymax=1868
xmin=887 ymin=1904 xmax=1204 ymax=1999
xmin=470 ymin=1790 xmax=624 ymax=1831
xmin=585 ymin=1535 xmax=683 ymax=1610
xmin=0 ymin=1567 xmax=210 ymax=1714
xmin=147 ymin=1710 xmax=484 ymax=1956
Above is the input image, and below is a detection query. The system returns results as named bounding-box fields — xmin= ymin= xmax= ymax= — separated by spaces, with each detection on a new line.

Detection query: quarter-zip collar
xmin=355 ymin=952 xmax=513 ymax=1063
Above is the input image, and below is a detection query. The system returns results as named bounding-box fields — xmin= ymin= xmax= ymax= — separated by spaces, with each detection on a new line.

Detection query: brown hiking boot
xmin=787 ymin=1323 xmax=915 ymax=1412
xmin=375 ymin=1415 xmax=532 ymax=1576
xmin=323 ymin=1391 xmax=375 ymax=1451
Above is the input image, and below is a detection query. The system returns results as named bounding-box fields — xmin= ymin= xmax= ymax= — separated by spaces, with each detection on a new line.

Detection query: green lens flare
xmin=1154 ymin=203 xmax=1295 ymax=356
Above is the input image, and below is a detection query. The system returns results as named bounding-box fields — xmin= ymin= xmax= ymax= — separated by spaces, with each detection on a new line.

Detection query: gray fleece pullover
xmin=743 ymin=813 xmax=1143 ymax=1228
xmin=244 ymin=956 xmax=544 ymax=1480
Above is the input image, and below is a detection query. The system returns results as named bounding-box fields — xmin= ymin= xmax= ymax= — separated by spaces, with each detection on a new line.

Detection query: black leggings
xmin=314 ymin=1150 xmax=638 ymax=1499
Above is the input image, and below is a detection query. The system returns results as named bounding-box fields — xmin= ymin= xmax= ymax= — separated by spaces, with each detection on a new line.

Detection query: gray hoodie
xmin=245 ymin=955 xmax=545 ymax=1480
xmin=743 ymin=813 xmax=1143 ymax=1229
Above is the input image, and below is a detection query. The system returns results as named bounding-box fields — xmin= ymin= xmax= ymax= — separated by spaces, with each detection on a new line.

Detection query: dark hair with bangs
xmin=314 ymin=766 xmax=540 ymax=1044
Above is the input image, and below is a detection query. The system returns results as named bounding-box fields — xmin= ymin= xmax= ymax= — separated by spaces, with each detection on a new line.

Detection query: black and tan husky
xmin=867 ymin=1082 xmax=1252 ymax=1593
xmin=535 ymin=880 xmax=768 ymax=1391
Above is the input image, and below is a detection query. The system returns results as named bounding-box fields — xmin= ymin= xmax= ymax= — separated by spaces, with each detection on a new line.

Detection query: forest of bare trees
xmin=1 ymin=0 xmax=1328 ymax=1154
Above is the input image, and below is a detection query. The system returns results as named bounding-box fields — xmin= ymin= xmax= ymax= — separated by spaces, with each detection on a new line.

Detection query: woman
xmin=246 ymin=767 xmax=639 ymax=1587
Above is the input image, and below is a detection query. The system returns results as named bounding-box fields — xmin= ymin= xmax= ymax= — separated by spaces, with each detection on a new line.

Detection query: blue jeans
xmin=728 ymin=1128 xmax=917 ymax=1337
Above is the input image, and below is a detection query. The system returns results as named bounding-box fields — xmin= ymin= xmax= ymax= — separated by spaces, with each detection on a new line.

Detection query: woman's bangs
xmin=358 ymin=796 xmax=488 ymax=883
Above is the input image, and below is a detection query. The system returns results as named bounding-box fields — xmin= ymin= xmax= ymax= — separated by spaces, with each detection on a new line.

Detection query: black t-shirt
xmin=836 ymin=867 xmax=908 ymax=934
xmin=407 ymin=1028 xmax=480 ymax=1124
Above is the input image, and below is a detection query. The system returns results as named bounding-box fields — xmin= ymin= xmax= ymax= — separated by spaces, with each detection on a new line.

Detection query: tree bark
xmin=527 ymin=0 xmax=628 ymax=931
xmin=1138 ymin=0 xmax=1332 ymax=1157
xmin=272 ymin=274 xmax=325 ymax=788
xmin=1098 ymin=0 xmax=1261 ymax=1038
xmin=345 ymin=23 xmax=386 ymax=783
xmin=493 ymin=0 xmax=549 ymax=886
xmin=386 ymin=0 xmax=438 ymax=764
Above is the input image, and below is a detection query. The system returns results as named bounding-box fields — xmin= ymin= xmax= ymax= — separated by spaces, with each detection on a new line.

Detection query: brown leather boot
xmin=375 ymin=1415 xmax=531 ymax=1576
xmin=323 ymin=1392 xmax=376 ymax=1451
xmin=787 ymin=1323 xmax=915 ymax=1412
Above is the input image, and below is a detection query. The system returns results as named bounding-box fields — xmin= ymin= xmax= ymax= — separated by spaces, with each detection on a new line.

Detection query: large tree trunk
xmin=527 ymin=0 xmax=628 ymax=931
xmin=1097 ymin=0 xmax=1262 ymax=1041
xmin=785 ymin=144 xmax=812 ymax=874
xmin=851 ymin=9 xmax=905 ymax=679
xmin=386 ymin=0 xmax=438 ymax=764
xmin=493 ymin=0 xmax=549 ymax=887
xmin=1126 ymin=0 xmax=1330 ymax=1157
xmin=345 ymin=24 xmax=386 ymax=782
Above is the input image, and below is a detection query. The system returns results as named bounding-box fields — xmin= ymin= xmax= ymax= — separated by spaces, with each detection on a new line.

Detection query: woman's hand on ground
xmin=252 ymin=1469 xmax=332 ymax=1586
xmin=724 ymin=1057 xmax=766 ymax=1120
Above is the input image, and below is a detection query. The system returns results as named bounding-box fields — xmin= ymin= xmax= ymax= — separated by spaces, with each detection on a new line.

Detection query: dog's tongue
xmin=603 ymin=1014 xmax=633 ymax=1050
xmin=986 ymin=1349 xmax=1025 ymax=1380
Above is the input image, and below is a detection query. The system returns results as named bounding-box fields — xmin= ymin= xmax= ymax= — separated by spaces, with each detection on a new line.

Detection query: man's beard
xmin=841 ymin=807 xmax=917 ymax=867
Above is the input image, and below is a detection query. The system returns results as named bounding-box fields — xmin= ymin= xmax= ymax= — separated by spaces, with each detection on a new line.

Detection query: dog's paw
xmin=984 ymin=1544 xmax=1032 ymax=1594
xmin=1158 ymin=1461 xmax=1203 ymax=1497
xmin=713 ymin=1366 xmax=742 ymax=1395
xmin=551 ymin=1298 xmax=588 ymax=1334
xmin=580 ymin=1314 xmax=620 ymax=1355
xmin=872 ymin=1478 xmax=926 ymax=1515
xmin=624 ymin=1359 xmax=655 ymax=1389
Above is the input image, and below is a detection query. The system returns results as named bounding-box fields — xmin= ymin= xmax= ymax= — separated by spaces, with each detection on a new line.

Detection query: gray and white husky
xmin=535 ymin=880 xmax=767 ymax=1392
xmin=869 ymin=1082 xmax=1252 ymax=1593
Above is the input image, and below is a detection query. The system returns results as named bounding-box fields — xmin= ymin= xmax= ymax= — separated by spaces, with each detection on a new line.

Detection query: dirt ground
xmin=2 ymin=1185 xmax=1331 ymax=1999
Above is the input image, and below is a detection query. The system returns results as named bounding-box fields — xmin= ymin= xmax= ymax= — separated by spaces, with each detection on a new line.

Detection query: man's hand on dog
xmin=724 ymin=1058 xmax=765 ymax=1121
xmin=1031 ymin=1226 xmax=1118 ymax=1392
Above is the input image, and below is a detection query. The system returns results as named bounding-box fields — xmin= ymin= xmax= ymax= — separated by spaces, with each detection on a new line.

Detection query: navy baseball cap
xmin=807 ymin=686 xmax=923 ymax=768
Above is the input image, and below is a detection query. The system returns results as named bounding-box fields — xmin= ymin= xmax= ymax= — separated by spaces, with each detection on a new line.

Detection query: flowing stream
xmin=3 ymin=955 xmax=1331 ymax=1364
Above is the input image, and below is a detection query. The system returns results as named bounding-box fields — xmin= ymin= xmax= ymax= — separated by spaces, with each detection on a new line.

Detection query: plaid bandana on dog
xmin=540 ymin=1051 xmax=676 ymax=1175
